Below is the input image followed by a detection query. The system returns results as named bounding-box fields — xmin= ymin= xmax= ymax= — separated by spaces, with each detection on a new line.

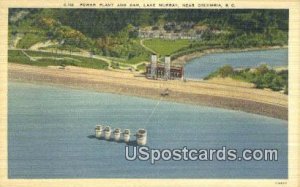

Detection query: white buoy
xmin=136 ymin=129 xmax=147 ymax=146
xmin=104 ymin=126 xmax=111 ymax=140
xmin=113 ymin=128 xmax=121 ymax=142
xmin=95 ymin=125 xmax=103 ymax=138
xmin=123 ymin=129 xmax=131 ymax=143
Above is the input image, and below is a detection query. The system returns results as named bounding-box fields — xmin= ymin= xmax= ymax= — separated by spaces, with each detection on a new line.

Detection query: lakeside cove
xmin=172 ymin=45 xmax=288 ymax=66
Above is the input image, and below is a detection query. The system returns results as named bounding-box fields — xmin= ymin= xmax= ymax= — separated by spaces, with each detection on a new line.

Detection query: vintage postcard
xmin=0 ymin=0 xmax=299 ymax=186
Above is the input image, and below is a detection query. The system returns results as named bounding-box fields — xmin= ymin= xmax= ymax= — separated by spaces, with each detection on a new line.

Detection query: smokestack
xmin=151 ymin=54 xmax=157 ymax=64
xmin=150 ymin=54 xmax=157 ymax=78
xmin=164 ymin=56 xmax=171 ymax=79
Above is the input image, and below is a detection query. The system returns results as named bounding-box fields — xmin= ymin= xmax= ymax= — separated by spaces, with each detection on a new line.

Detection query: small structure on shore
xmin=136 ymin=129 xmax=147 ymax=146
xmin=146 ymin=55 xmax=184 ymax=80
xmin=113 ymin=128 xmax=121 ymax=141
xmin=104 ymin=126 xmax=112 ymax=140
xmin=161 ymin=88 xmax=170 ymax=96
xmin=123 ymin=129 xmax=131 ymax=143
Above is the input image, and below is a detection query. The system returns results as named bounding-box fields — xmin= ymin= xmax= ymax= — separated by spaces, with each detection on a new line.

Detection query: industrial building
xmin=146 ymin=55 xmax=184 ymax=80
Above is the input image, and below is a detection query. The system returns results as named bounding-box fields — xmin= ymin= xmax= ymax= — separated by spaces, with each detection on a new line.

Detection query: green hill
xmin=9 ymin=9 xmax=288 ymax=68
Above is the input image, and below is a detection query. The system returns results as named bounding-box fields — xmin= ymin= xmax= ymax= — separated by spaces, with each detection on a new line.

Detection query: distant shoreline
xmin=8 ymin=63 xmax=288 ymax=120
xmin=172 ymin=45 xmax=288 ymax=66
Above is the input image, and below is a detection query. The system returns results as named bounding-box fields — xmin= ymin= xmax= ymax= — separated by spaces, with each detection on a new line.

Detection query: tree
xmin=256 ymin=64 xmax=269 ymax=75
xmin=218 ymin=65 xmax=234 ymax=77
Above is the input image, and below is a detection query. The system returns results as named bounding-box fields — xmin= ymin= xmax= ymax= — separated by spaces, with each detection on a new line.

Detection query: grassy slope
xmin=136 ymin=63 xmax=146 ymax=71
xmin=8 ymin=50 xmax=108 ymax=70
xmin=143 ymin=39 xmax=191 ymax=56
xmin=126 ymin=53 xmax=149 ymax=64
xmin=113 ymin=39 xmax=150 ymax=65
xmin=17 ymin=33 xmax=47 ymax=49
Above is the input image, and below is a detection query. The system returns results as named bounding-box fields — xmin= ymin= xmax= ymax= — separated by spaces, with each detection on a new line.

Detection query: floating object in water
xmin=136 ymin=129 xmax=147 ymax=146
xmin=95 ymin=125 xmax=103 ymax=138
xmin=123 ymin=129 xmax=131 ymax=143
xmin=113 ymin=128 xmax=121 ymax=142
xmin=104 ymin=126 xmax=111 ymax=140
xmin=94 ymin=125 xmax=144 ymax=144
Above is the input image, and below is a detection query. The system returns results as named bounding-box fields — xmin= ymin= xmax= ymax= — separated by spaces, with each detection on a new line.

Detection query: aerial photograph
xmin=8 ymin=9 xmax=288 ymax=178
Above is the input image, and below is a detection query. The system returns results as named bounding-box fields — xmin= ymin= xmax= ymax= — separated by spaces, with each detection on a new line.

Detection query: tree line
xmin=9 ymin=9 xmax=289 ymax=38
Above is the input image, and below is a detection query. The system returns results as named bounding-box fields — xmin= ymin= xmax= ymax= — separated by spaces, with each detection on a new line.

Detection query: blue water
xmin=8 ymin=82 xmax=287 ymax=179
xmin=184 ymin=49 xmax=288 ymax=79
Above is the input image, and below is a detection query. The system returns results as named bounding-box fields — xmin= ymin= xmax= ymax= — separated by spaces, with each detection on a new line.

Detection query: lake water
xmin=8 ymin=82 xmax=288 ymax=179
xmin=184 ymin=49 xmax=288 ymax=79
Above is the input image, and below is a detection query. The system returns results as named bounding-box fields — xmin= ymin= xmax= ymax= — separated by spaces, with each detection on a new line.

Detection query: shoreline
xmin=8 ymin=63 xmax=288 ymax=120
xmin=172 ymin=45 xmax=288 ymax=66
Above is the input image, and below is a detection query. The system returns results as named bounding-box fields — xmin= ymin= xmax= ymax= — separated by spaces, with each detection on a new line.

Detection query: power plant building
xmin=146 ymin=55 xmax=184 ymax=80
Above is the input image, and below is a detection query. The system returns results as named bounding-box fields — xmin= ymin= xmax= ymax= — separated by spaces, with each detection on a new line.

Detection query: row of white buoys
xmin=94 ymin=125 xmax=147 ymax=145
xmin=95 ymin=125 xmax=103 ymax=138
xmin=113 ymin=128 xmax=121 ymax=141
xmin=123 ymin=129 xmax=131 ymax=143
xmin=136 ymin=129 xmax=147 ymax=146
xmin=104 ymin=126 xmax=112 ymax=140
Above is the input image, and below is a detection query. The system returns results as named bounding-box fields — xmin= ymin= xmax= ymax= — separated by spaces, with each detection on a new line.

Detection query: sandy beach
xmin=8 ymin=63 xmax=288 ymax=120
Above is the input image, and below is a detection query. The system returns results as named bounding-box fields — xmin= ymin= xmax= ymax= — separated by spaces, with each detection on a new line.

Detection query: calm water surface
xmin=184 ymin=49 xmax=288 ymax=79
xmin=8 ymin=82 xmax=287 ymax=178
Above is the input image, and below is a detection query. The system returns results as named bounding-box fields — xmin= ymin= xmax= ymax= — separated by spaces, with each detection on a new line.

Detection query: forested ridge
xmin=9 ymin=9 xmax=288 ymax=62
xmin=10 ymin=9 xmax=288 ymax=37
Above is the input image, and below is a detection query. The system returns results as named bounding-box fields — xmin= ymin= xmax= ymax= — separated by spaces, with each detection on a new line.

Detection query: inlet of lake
xmin=9 ymin=81 xmax=287 ymax=179
xmin=184 ymin=48 xmax=288 ymax=79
